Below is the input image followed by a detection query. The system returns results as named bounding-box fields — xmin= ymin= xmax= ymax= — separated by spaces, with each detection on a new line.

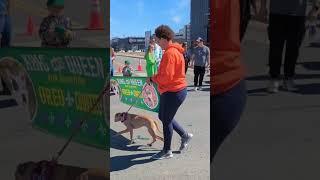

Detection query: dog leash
xmin=52 ymin=83 xmax=110 ymax=163
xmin=52 ymin=79 xmax=150 ymax=162
xmin=121 ymin=82 xmax=149 ymax=122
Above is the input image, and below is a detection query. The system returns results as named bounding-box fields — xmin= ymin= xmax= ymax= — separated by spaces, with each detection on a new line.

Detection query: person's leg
xmin=284 ymin=16 xmax=305 ymax=80
xmin=211 ymin=80 xmax=247 ymax=162
xmin=159 ymin=90 xmax=187 ymax=152
xmin=199 ymin=66 xmax=206 ymax=87
xmin=194 ymin=66 xmax=200 ymax=87
xmin=268 ymin=14 xmax=286 ymax=79
xmin=1 ymin=15 xmax=11 ymax=47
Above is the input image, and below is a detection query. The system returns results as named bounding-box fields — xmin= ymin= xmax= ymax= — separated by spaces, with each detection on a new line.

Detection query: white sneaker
xmin=267 ymin=79 xmax=279 ymax=93
xmin=194 ymin=87 xmax=198 ymax=91
xmin=198 ymin=86 xmax=203 ymax=91
xmin=283 ymin=78 xmax=297 ymax=91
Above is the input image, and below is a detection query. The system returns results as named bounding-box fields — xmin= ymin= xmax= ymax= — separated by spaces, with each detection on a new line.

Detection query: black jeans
xmin=194 ymin=66 xmax=206 ymax=87
xmin=268 ymin=14 xmax=305 ymax=79
xmin=158 ymin=89 xmax=187 ymax=152
xmin=211 ymin=80 xmax=247 ymax=162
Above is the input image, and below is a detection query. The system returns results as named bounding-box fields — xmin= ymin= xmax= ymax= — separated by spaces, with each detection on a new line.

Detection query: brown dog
xmin=113 ymin=112 xmax=163 ymax=146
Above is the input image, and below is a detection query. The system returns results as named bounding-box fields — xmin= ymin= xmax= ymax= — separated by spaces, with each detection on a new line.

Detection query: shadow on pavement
xmin=111 ymin=153 xmax=156 ymax=172
xmin=247 ymin=83 xmax=320 ymax=95
xmin=247 ymin=88 xmax=269 ymax=96
xmin=295 ymin=83 xmax=320 ymax=95
xmin=297 ymin=61 xmax=320 ymax=71
xmin=110 ymin=129 xmax=159 ymax=152
xmin=246 ymin=73 xmax=320 ymax=81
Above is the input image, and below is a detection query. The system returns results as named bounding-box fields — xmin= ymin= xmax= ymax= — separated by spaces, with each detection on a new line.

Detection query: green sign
xmin=111 ymin=76 xmax=160 ymax=112
xmin=0 ymin=47 xmax=109 ymax=150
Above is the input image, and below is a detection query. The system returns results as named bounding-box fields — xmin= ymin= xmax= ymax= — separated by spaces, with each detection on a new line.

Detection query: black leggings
xmin=211 ymin=80 xmax=247 ymax=162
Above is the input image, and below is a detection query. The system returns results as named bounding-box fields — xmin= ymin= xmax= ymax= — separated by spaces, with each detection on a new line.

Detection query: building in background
xmin=191 ymin=0 xmax=209 ymax=43
xmin=111 ymin=37 xmax=145 ymax=52
xmin=174 ymin=24 xmax=191 ymax=45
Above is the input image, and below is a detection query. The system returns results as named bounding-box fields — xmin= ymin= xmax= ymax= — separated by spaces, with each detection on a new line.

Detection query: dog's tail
xmin=154 ymin=120 xmax=163 ymax=134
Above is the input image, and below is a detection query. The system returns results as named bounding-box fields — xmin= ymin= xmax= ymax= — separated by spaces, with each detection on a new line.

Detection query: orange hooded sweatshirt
xmin=151 ymin=43 xmax=187 ymax=94
xmin=211 ymin=0 xmax=245 ymax=95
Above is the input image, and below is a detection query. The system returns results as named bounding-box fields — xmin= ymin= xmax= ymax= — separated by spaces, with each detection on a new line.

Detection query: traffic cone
xmin=26 ymin=16 xmax=35 ymax=36
xmin=88 ymin=0 xmax=104 ymax=30
xmin=137 ymin=59 xmax=142 ymax=71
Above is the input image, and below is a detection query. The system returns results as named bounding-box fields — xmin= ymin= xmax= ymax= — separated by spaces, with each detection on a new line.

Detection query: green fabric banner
xmin=0 ymin=47 xmax=109 ymax=150
xmin=111 ymin=76 xmax=160 ymax=112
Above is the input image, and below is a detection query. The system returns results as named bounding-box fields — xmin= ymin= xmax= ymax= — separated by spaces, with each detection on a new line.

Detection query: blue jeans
xmin=211 ymin=80 xmax=247 ymax=162
xmin=0 ymin=15 xmax=11 ymax=47
xmin=158 ymin=89 xmax=187 ymax=152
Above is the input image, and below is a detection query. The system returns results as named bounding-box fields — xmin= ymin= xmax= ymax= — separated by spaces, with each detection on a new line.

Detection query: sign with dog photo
xmin=0 ymin=47 xmax=109 ymax=150
xmin=111 ymin=76 xmax=160 ymax=112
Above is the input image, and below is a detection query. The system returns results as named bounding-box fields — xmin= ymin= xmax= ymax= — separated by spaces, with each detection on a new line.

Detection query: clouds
xmin=172 ymin=16 xmax=182 ymax=24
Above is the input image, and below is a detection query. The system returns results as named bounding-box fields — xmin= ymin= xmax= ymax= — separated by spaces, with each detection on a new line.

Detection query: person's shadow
xmin=111 ymin=153 xmax=156 ymax=172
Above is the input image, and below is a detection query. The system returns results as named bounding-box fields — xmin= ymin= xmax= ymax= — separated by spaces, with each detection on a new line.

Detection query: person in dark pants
xmin=181 ymin=42 xmax=190 ymax=74
xmin=211 ymin=0 xmax=257 ymax=162
xmin=147 ymin=25 xmax=193 ymax=160
xmin=260 ymin=0 xmax=320 ymax=93
xmin=192 ymin=37 xmax=210 ymax=91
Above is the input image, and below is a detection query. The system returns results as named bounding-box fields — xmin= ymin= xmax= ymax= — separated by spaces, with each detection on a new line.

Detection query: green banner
xmin=0 ymin=47 xmax=109 ymax=150
xmin=111 ymin=76 xmax=160 ymax=112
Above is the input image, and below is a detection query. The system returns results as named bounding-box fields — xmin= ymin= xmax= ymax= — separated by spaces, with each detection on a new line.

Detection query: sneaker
xmin=150 ymin=150 xmax=173 ymax=160
xmin=194 ymin=87 xmax=198 ymax=91
xmin=267 ymin=79 xmax=279 ymax=93
xmin=198 ymin=86 xmax=203 ymax=91
xmin=179 ymin=133 xmax=193 ymax=152
xmin=283 ymin=78 xmax=297 ymax=91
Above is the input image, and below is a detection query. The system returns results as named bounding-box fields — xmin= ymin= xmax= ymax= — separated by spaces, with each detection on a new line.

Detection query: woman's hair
xmin=155 ymin=25 xmax=174 ymax=41
xmin=144 ymin=44 xmax=154 ymax=59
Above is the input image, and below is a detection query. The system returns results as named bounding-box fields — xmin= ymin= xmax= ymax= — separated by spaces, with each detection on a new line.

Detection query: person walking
xmin=211 ymin=0 xmax=257 ymax=162
xmin=192 ymin=37 xmax=210 ymax=91
xmin=260 ymin=0 xmax=320 ymax=92
xmin=0 ymin=0 xmax=11 ymax=47
xmin=147 ymin=25 xmax=193 ymax=160
xmin=182 ymin=42 xmax=190 ymax=74
xmin=144 ymin=44 xmax=157 ymax=77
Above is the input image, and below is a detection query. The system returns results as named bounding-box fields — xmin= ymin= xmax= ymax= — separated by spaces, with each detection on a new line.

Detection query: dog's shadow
xmin=111 ymin=153 xmax=156 ymax=172
xmin=110 ymin=129 xmax=159 ymax=152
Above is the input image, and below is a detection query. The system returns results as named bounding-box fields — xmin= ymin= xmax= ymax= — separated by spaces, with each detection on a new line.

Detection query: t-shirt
xmin=193 ymin=46 xmax=210 ymax=67
xmin=0 ymin=0 xmax=8 ymax=15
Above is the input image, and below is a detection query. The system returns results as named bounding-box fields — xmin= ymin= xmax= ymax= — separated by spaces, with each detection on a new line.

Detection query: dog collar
xmin=121 ymin=112 xmax=128 ymax=123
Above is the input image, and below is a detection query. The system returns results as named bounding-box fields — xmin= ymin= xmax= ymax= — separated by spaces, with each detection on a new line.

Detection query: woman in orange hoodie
xmin=211 ymin=0 xmax=254 ymax=162
xmin=147 ymin=25 xmax=193 ymax=160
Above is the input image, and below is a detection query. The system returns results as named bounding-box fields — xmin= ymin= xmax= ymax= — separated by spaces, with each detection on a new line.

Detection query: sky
xmin=110 ymin=0 xmax=191 ymax=38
